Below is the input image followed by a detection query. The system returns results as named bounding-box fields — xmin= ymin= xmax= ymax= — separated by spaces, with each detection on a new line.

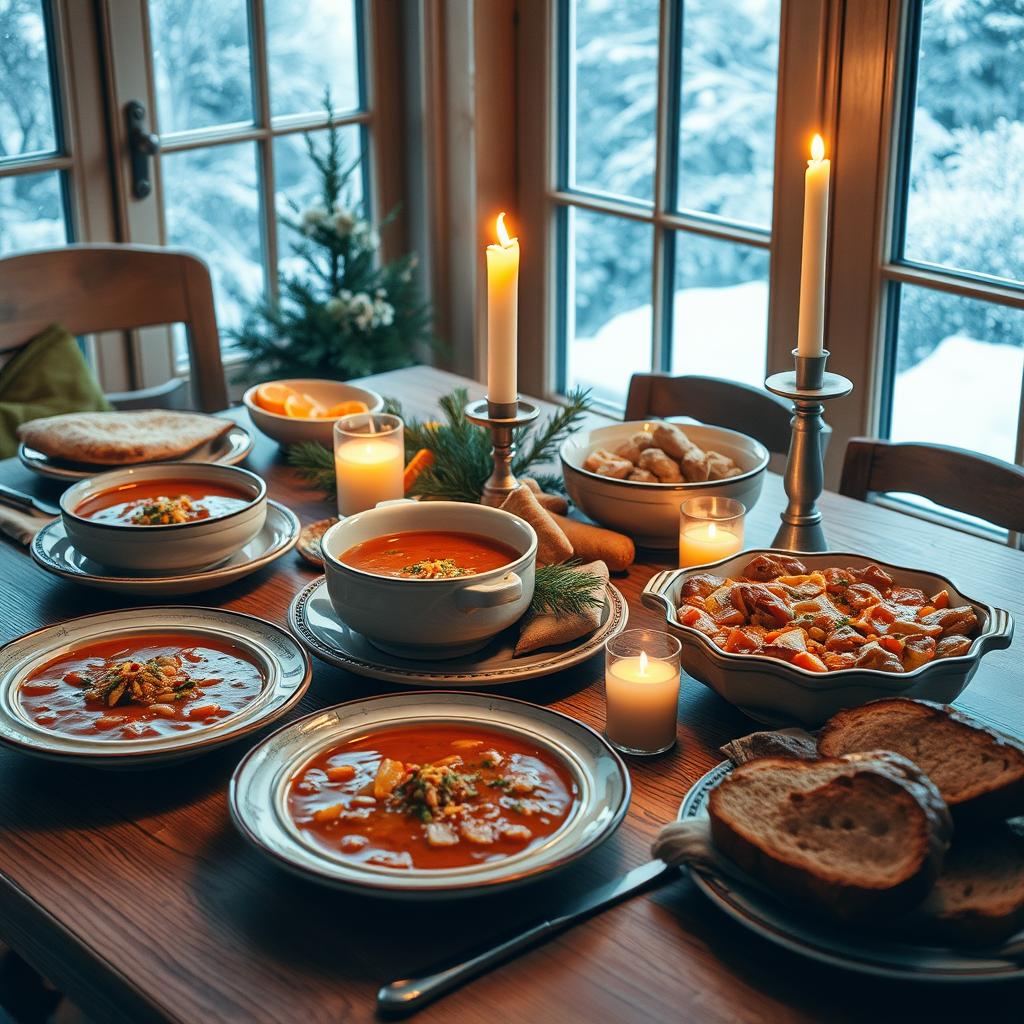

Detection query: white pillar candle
xmin=796 ymin=134 xmax=831 ymax=359
xmin=335 ymin=437 xmax=404 ymax=517
xmin=605 ymin=651 xmax=680 ymax=754
xmin=679 ymin=521 xmax=743 ymax=568
xmin=486 ymin=212 xmax=520 ymax=406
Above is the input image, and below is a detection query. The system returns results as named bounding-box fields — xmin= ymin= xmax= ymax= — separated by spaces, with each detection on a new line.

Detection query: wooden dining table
xmin=0 ymin=365 xmax=1020 ymax=1024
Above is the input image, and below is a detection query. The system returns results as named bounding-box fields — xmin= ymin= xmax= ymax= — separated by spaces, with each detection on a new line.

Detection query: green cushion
xmin=0 ymin=324 xmax=113 ymax=458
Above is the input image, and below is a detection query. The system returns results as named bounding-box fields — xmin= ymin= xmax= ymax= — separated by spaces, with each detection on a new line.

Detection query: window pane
xmin=566 ymin=208 xmax=653 ymax=405
xmin=889 ymin=284 xmax=1023 ymax=463
xmin=274 ymin=125 xmax=363 ymax=277
xmin=0 ymin=0 xmax=57 ymax=159
xmin=161 ymin=143 xmax=263 ymax=334
xmin=568 ymin=0 xmax=658 ymax=202
xmin=149 ymin=0 xmax=253 ymax=134
xmin=676 ymin=0 xmax=780 ymax=227
xmin=0 ymin=171 xmax=67 ymax=254
xmin=266 ymin=0 xmax=360 ymax=118
xmin=902 ymin=0 xmax=1024 ymax=283
xmin=670 ymin=234 xmax=769 ymax=387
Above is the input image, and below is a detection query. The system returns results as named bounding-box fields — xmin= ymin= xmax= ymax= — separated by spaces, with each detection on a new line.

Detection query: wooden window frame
xmin=515 ymin=0 xmax=834 ymax=423
xmin=97 ymin=0 xmax=407 ymax=393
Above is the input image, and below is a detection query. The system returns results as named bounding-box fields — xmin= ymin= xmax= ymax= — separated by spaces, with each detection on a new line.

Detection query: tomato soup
xmin=19 ymin=633 xmax=265 ymax=741
xmin=75 ymin=479 xmax=251 ymax=526
xmin=288 ymin=725 xmax=578 ymax=870
xmin=339 ymin=530 xmax=519 ymax=579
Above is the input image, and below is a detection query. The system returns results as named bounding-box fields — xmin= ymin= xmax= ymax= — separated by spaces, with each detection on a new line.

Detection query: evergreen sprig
xmin=530 ymin=561 xmax=605 ymax=617
xmin=286 ymin=386 xmax=593 ymax=503
xmin=288 ymin=441 xmax=336 ymax=492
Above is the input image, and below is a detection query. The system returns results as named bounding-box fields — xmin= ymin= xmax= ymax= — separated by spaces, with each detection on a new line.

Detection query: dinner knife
xmin=376 ymin=858 xmax=675 ymax=1016
xmin=0 ymin=483 xmax=59 ymax=518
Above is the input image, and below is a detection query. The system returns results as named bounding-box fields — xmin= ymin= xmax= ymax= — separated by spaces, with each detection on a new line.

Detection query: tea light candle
xmin=678 ymin=496 xmax=745 ymax=568
xmin=604 ymin=629 xmax=682 ymax=756
xmin=334 ymin=413 xmax=404 ymax=517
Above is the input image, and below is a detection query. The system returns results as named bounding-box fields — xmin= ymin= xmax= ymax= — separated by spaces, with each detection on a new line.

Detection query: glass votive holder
xmin=678 ymin=496 xmax=745 ymax=568
xmin=604 ymin=628 xmax=682 ymax=757
xmin=333 ymin=412 xmax=405 ymax=517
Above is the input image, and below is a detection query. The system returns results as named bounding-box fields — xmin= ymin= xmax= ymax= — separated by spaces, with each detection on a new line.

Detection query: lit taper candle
xmin=485 ymin=212 xmax=520 ymax=406
xmin=796 ymin=134 xmax=830 ymax=359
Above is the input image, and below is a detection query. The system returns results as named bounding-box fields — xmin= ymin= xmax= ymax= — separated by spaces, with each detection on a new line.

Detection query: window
xmin=880 ymin=0 xmax=1024 ymax=469
xmin=0 ymin=0 xmax=71 ymax=254
xmin=139 ymin=0 xmax=370 ymax=359
xmin=554 ymin=0 xmax=781 ymax=408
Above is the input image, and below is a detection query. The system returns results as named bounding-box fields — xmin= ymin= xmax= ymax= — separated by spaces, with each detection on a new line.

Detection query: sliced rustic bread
xmin=818 ymin=698 xmax=1024 ymax=820
xmin=913 ymin=819 xmax=1024 ymax=946
xmin=708 ymin=752 xmax=952 ymax=921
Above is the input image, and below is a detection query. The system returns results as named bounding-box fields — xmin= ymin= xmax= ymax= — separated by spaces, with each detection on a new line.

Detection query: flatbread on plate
xmin=17 ymin=410 xmax=234 ymax=466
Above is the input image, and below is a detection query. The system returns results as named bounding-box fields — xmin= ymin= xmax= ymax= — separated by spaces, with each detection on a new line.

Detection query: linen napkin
xmin=0 ymin=324 xmax=113 ymax=458
xmin=0 ymin=504 xmax=54 ymax=546
xmin=514 ymin=559 xmax=609 ymax=656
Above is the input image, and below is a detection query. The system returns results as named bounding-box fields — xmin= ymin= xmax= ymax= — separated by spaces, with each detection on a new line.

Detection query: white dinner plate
xmin=30 ymin=500 xmax=300 ymax=595
xmin=680 ymin=762 xmax=1024 ymax=983
xmin=287 ymin=576 xmax=628 ymax=686
xmin=230 ymin=691 xmax=631 ymax=898
xmin=0 ymin=606 xmax=311 ymax=767
xmin=18 ymin=421 xmax=254 ymax=481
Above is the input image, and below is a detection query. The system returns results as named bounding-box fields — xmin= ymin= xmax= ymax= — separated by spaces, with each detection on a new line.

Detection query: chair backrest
xmin=0 ymin=243 xmax=228 ymax=413
xmin=624 ymin=372 xmax=820 ymax=456
xmin=839 ymin=437 xmax=1024 ymax=535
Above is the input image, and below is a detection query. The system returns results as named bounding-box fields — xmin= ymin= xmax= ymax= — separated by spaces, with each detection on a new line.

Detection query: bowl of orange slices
xmin=243 ymin=378 xmax=385 ymax=447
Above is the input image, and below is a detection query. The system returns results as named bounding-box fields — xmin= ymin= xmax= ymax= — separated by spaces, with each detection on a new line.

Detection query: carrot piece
xmin=679 ymin=607 xmax=702 ymax=627
xmin=879 ymin=635 xmax=904 ymax=655
xmin=403 ymin=448 xmax=435 ymax=492
xmin=792 ymin=651 xmax=828 ymax=672
xmin=931 ymin=589 xmax=950 ymax=609
xmin=326 ymin=764 xmax=356 ymax=782
xmin=724 ymin=627 xmax=757 ymax=654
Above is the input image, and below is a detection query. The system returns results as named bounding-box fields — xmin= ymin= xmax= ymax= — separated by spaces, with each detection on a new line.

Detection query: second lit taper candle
xmin=796 ymin=134 xmax=830 ymax=358
xmin=486 ymin=212 xmax=520 ymax=406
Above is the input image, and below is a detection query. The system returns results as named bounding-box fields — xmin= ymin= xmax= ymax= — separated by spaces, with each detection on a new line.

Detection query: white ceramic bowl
xmin=560 ymin=420 xmax=769 ymax=548
xmin=321 ymin=501 xmax=537 ymax=659
xmin=242 ymin=378 xmax=385 ymax=447
xmin=641 ymin=549 xmax=1014 ymax=727
xmin=60 ymin=463 xmax=267 ymax=573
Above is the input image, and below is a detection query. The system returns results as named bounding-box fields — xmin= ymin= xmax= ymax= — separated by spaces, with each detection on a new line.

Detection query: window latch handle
xmin=125 ymin=101 xmax=159 ymax=199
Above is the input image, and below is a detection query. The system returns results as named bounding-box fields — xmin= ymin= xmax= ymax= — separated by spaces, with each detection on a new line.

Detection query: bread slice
xmin=17 ymin=410 xmax=233 ymax=465
xmin=913 ymin=820 xmax=1024 ymax=946
xmin=708 ymin=752 xmax=952 ymax=921
xmin=818 ymin=698 xmax=1024 ymax=820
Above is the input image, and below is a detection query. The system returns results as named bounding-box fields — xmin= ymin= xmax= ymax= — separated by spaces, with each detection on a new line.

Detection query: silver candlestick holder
xmin=464 ymin=396 xmax=540 ymax=507
xmin=764 ymin=349 xmax=853 ymax=552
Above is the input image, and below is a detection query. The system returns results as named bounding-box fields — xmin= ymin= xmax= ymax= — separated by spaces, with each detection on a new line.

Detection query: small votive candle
xmin=604 ymin=629 xmax=682 ymax=757
xmin=678 ymin=496 xmax=745 ymax=568
xmin=334 ymin=413 xmax=405 ymax=517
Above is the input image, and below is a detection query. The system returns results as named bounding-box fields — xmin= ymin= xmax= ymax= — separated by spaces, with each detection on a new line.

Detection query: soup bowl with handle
xmin=321 ymin=501 xmax=537 ymax=659
xmin=60 ymin=463 xmax=267 ymax=573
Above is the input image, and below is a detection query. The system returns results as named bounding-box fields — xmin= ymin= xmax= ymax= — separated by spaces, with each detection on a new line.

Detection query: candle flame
xmin=707 ymin=521 xmax=718 ymax=539
xmin=810 ymin=133 xmax=825 ymax=162
xmin=638 ymin=650 xmax=649 ymax=676
xmin=496 ymin=211 xmax=513 ymax=248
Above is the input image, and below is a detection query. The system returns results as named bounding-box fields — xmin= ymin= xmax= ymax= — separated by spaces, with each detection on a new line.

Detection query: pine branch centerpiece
xmin=289 ymin=385 xmax=592 ymax=504
xmin=232 ymin=95 xmax=432 ymax=382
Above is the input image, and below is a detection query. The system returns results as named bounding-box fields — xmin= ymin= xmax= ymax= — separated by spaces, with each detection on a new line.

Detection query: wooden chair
xmin=839 ymin=437 xmax=1024 ymax=537
xmin=624 ymin=372 xmax=827 ymax=456
xmin=0 ymin=243 xmax=228 ymax=412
